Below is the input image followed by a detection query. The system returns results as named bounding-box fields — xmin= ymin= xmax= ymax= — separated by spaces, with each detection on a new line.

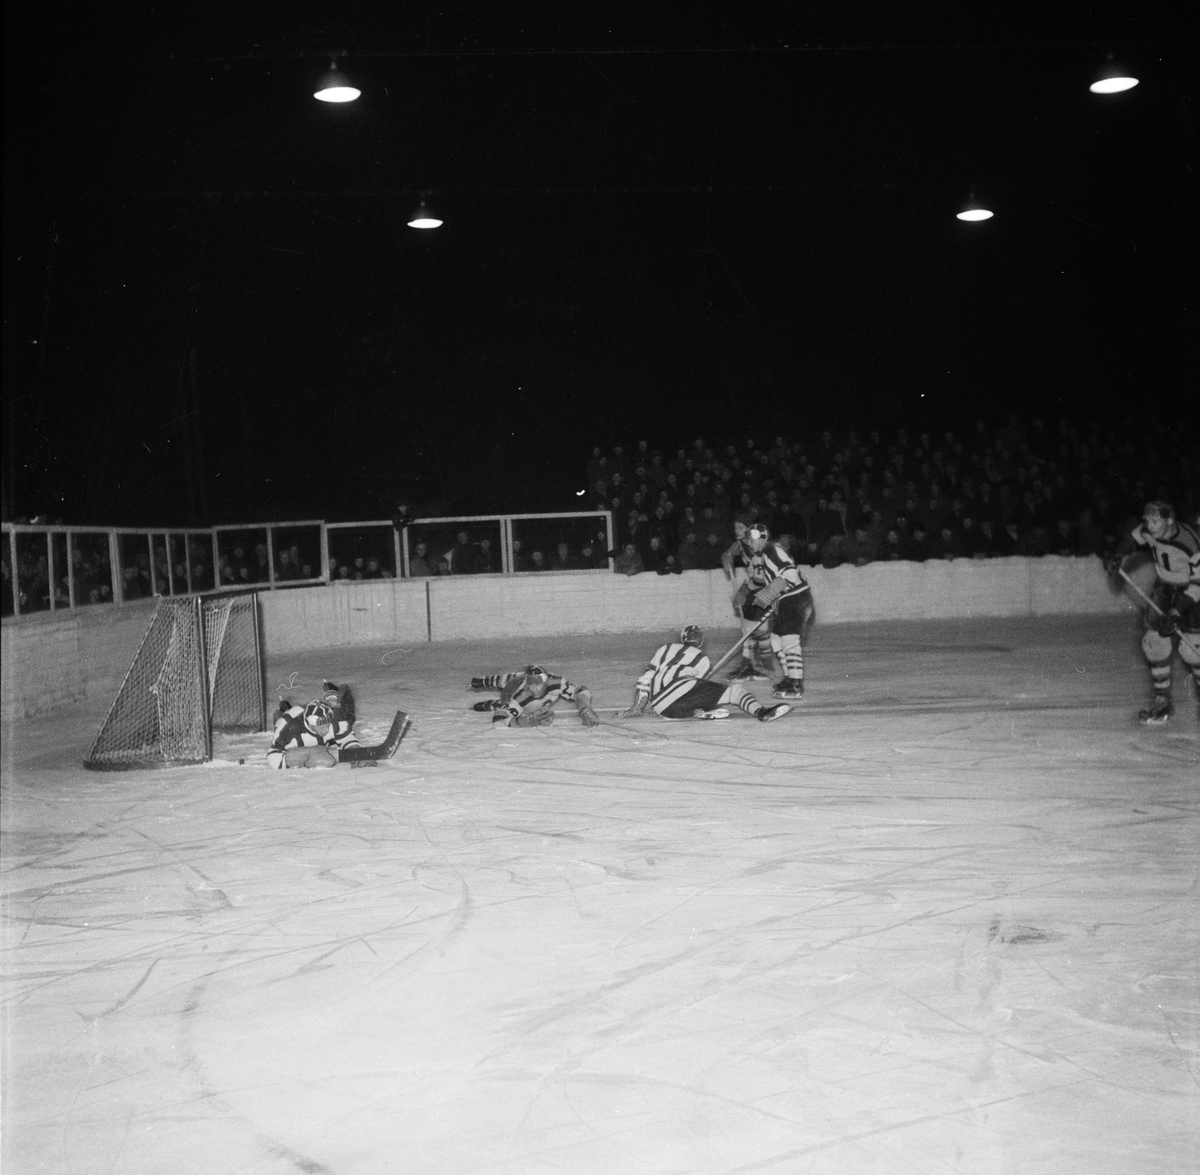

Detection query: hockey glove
xmin=1101 ymin=552 xmax=1124 ymax=581
xmin=512 ymin=708 xmax=555 ymax=728
xmin=753 ymin=579 xmax=786 ymax=610
xmin=1157 ymin=608 xmax=1182 ymax=638
xmin=579 ymin=705 xmax=600 ymax=728
xmin=618 ymin=692 xmax=649 ymax=719
xmin=470 ymin=677 xmax=489 ymax=691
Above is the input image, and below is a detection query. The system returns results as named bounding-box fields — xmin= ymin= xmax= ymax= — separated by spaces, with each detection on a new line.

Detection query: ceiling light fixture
xmin=314 ymin=60 xmax=361 ymax=103
xmin=407 ymin=201 xmax=443 ymax=229
xmin=956 ymin=194 xmax=994 ymax=223
xmin=1089 ymin=56 xmax=1139 ymax=94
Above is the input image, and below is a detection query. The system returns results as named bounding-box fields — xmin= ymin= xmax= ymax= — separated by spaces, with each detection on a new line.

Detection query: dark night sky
xmin=3 ymin=5 xmax=1196 ymax=525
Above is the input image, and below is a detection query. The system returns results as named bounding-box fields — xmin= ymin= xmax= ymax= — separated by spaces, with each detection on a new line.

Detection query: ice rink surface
xmin=2 ymin=614 xmax=1198 ymax=1175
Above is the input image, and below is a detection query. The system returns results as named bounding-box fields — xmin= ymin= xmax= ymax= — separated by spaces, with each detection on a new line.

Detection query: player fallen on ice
xmin=619 ymin=625 xmax=791 ymax=722
xmin=741 ymin=524 xmax=815 ymax=700
xmin=722 ymin=519 xmax=778 ymax=682
xmin=268 ymin=682 xmax=409 ymax=766
xmin=469 ymin=666 xmax=600 ymax=727
xmin=1105 ymin=500 xmax=1200 ymax=725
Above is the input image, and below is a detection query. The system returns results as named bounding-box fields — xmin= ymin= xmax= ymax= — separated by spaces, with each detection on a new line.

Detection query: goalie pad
xmin=282 ymin=746 xmax=337 ymax=769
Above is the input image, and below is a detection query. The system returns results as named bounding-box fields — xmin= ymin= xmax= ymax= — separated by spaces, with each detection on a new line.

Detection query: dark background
xmin=3 ymin=5 xmax=1196 ymax=524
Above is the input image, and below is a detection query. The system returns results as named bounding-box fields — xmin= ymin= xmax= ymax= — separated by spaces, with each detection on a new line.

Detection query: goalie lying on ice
xmin=268 ymin=682 xmax=361 ymax=767
xmin=469 ymin=666 xmax=599 ymax=727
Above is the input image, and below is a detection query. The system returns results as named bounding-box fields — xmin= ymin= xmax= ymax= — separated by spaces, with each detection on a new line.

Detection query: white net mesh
xmin=84 ymin=595 xmax=263 ymax=770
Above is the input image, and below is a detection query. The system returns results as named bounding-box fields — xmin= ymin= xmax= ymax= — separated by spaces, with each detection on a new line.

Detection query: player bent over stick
xmin=469 ymin=666 xmax=600 ymax=727
xmin=268 ymin=682 xmax=410 ymax=767
xmin=1105 ymin=499 xmax=1200 ymax=726
xmin=742 ymin=525 xmax=814 ymax=700
xmin=723 ymin=519 xmax=777 ymax=682
xmin=619 ymin=626 xmax=791 ymax=722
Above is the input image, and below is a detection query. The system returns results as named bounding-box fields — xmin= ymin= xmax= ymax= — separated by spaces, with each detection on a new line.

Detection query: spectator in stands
xmin=844 ymin=523 xmax=879 ymax=567
xmin=409 ymin=542 xmax=436 ymax=577
xmin=579 ymin=539 xmax=605 ymax=569
xmin=613 ymin=542 xmax=644 ymax=576
xmin=700 ymin=532 xmax=725 ymax=569
xmin=677 ymin=529 xmax=705 ymax=571
xmin=644 ymin=534 xmax=681 ymax=575
xmin=527 ymin=549 xmax=548 ymax=572
xmin=551 ymin=542 xmax=580 ymax=571
xmin=448 ymin=530 xmax=478 ymax=574
xmin=476 ymin=537 xmax=499 ymax=573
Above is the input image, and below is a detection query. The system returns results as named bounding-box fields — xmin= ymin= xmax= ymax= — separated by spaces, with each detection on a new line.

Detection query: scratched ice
xmin=2 ymin=615 xmax=1197 ymax=1174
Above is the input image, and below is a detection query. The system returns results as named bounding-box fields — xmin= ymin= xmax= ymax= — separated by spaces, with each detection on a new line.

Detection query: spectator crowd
xmin=577 ymin=413 xmax=1196 ymax=573
xmin=6 ymin=412 xmax=1195 ymax=613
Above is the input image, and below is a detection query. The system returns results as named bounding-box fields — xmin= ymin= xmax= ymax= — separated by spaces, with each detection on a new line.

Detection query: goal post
xmin=84 ymin=594 xmax=266 ymax=770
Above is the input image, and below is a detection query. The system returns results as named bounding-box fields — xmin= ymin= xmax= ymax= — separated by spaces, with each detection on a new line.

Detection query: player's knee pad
xmin=1141 ymin=628 xmax=1173 ymax=663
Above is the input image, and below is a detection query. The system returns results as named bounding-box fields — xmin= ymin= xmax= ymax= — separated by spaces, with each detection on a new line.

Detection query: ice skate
xmin=728 ymin=661 xmax=765 ymax=682
xmin=1138 ymin=695 xmax=1173 ymax=725
xmin=757 ymin=703 xmax=791 ymax=722
xmin=773 ymin=678 xmax=805 ymax=700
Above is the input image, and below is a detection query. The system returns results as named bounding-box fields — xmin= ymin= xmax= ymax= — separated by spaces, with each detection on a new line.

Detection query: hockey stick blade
xmin=340 ymin=711 xmax=411 ymax=762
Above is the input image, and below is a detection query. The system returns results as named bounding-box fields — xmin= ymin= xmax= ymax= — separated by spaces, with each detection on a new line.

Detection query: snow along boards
xmin=340 ymin=711 xmax=411 ymax=764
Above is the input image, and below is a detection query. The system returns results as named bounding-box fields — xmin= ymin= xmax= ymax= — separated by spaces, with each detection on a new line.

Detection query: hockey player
xmin=1107 ymin=500 xmax=1200 ymax=725
xmin=268 ymin=682 xmax=361 ymax=768
xmin=619 ymin=625 xmax=791 ymax=722
xmin=742 ymin=524 xmax=815 ymax=700
xmin=722 ymin=520 xmax=777 ymax=681
xmin=470 ymin=666 xmax=600 ymax=727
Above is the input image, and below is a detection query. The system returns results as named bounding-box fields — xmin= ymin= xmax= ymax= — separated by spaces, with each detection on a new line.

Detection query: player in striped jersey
xmin=469 ymin=666 xmax=600 ymax=727
xmin=1109 ymin=500 xmax=1200 ymax=725
xmin=619 ymin=626 xmax=791 ymax=722
xmin=268 ymin=682 xmax=361 ymax=767
xmin=743 ymin=525 xmax=815 ymax=700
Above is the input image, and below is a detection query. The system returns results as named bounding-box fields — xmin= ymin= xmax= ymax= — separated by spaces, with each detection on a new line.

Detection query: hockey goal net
xmin=84 ymin=594 xmax=265 ymax=770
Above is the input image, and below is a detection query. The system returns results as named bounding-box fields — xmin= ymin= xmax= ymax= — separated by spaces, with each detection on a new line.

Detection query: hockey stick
xmin=704 ymin=617 xmax=773 ymax=681
xmin=339 ymin=711 xmax=411 ymax=763
xmin=1117 ymin=569 xmax=1200 ymax=659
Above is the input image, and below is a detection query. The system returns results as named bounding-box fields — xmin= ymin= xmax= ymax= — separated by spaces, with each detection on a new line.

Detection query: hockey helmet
xmin=303 ymin=701 xmax=335 ymax=737
xmin=523 ymin=665 xmax=550 ymax=699
xmin=745 ymin=525 xmax=770 ymax=551
xmin=680 ymin=624 xmax=703 ymax=647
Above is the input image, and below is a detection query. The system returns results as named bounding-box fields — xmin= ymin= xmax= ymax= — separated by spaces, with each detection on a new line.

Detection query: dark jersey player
xmin=620 ymin=626 xmax=791 ymax=722
xmin=1109 ymin=500 xmax=1200 ymax=725
xmin=743 ymin=525 xmax=815 ymax=700
xmin=470 ymin=666 xmax=600 ymax=727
